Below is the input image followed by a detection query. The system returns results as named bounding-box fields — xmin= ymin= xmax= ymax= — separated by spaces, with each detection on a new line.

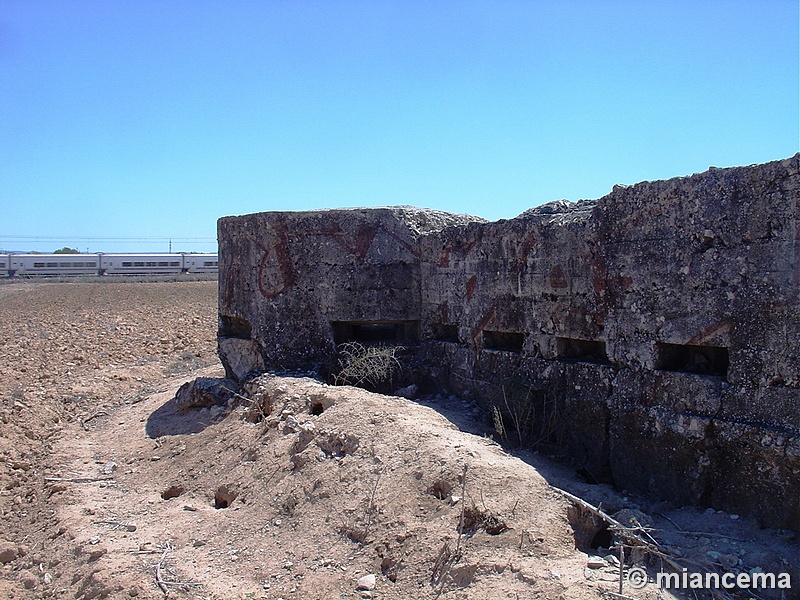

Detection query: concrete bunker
xmin=217 ymin=156 xmax=800 ymax=531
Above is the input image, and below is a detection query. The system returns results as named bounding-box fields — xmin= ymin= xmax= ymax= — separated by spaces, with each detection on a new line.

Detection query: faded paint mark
xmin=256 ymin=225 xmax=295 ymax=298
xmin=470 ymin=306 xmax=497 ymax=344
xmin=438 ymin=233 xmax=483 ymax=267
xmin=549 ymin=265 xmax=568 ymax=289
xmin=309 ymin=223 xmax=419 ymax=261
xmin=516 ymin=228 xmax=540 ymax=274
xmin=465 ymin=275 xmax=478 ymax=300
xmin=329 ymin=224 xmax=380 ymax=260
xmin=687 ymin=320 xmax=732 ymax=345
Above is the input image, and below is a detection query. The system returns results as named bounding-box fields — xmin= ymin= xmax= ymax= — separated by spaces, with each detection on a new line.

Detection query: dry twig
xmin=45 ymin=475 xmax=114 ymax=483
xmin=80 ymin=411 xmax=108 ymax=430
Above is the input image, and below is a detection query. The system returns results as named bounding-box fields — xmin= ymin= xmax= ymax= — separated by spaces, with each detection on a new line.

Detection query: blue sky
xmin=1 ymin=1 xmax=797 ymax=254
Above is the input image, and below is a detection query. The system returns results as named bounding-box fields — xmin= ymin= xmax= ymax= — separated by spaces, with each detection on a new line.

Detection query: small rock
xmin=283 ymin=415 xmax=300 ymax=433
xmin=720 ymin=554 xmax=739 ymax=569
xmin=17 ymin=569 xmax=36 ymax=589
xmin=612 ymin=508 xmax=653 ymax=530
xmin=604 ymin=554 xmax=620 ymax=567
xmin=298 ymin=421 xmax=316 ymax=445
xmin=87 ymin=546 xmax=107 ymax=561
xmin=356 ymin=573 xmax=376 ymax=590
xmin=102 ymin=461 xmax=117 ymax=475
xmin=394 ymin=384 xmax=419 ymax=400
xmin=586 ymin=556 xmax=607 ymax=569
xmin=43 ymin=572 xmax=52 ymax=585
xmin=0 ymin=540 xmax=18 ymax=564
xmin=173 ymin=377 xmax=236 ymax=410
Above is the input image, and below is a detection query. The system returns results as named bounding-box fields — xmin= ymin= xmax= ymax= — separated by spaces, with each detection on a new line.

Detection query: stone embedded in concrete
xmin=218 ymin=337 xmax=265 ymax=382
xmin=218 ymin=156 xmax=800 ymax=531
xmin=173 ymin=377 xmax=235 ymax=411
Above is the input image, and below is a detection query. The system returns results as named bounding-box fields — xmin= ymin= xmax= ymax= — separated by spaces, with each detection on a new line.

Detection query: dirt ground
xmin=0 ymin=281 xmax=796 ymax=600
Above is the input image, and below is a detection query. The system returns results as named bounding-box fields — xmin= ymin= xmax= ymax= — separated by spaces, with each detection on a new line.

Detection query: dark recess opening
xmin=483 ymin=330 xmax=524 ymax=353
xmin=655 ymin=343 xmax=729 ymax=378
xmin=590 ymin=524 xmax=613 ymax=549
xmin=214 ymin=485 xmax=237 ymax=509
xmin=556 ymin=337 xmax=609 ymax=364
xmin=331 ymin=320 xmax=419 ymax=345
xmin=432 ymin=323 xmax=459 ymax=343
xmin=218 ymin=315 xmax=252 ymax=339
xmin=161 ymin=485 xmax=184 ymax=500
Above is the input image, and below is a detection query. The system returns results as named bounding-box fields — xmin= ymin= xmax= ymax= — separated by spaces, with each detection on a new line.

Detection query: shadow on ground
xmin=145 ymin=397 xmax=218 ymax=438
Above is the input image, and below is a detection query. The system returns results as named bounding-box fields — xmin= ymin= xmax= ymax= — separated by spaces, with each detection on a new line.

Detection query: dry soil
xmin=0 ymin=281 xmax=796 ymax=600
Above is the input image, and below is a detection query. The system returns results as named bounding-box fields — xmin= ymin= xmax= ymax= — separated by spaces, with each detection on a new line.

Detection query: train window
xmin=88 ymin=262 xmax=97 ymax=267
xmin=46 ymin=262 xmax=58 ymax=267
xmin=203 ymin=261 xmax=218 ymax=267
xmin=122 ymin=262 xmax=133 ymax=267
xmin=158 ymin=262 xmax=168 ymax=266
xmin=34 ymin=262 xmax=45 ymax=268
xmin=170 ymin=262 xmax=180 ymax=266
xmin=133 ymin=262 xmax=144 ymax=267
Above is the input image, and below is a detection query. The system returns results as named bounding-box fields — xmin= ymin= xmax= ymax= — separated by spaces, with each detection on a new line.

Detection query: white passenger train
xmin=0 ymin=253 xmax=218 ymax=277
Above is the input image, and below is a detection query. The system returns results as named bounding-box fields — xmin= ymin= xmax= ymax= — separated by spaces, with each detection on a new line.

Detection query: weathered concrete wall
xmin=217 ymin=207 xmax=483 ymax=377
xmin=218 ymin=155 xmax=800 ymax=530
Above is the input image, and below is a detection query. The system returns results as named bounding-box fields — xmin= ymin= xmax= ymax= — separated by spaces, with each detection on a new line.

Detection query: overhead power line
xmin=0 ymin=235 xmax=216 ymax=244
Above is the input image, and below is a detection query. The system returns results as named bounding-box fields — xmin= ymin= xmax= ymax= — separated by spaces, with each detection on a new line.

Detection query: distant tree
xmin=53 ymin=247 xmax=80 ymax=254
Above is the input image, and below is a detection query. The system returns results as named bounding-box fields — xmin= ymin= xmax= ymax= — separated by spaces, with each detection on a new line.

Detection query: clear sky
xmin=1 ymin=1 xmax=798 ymax=254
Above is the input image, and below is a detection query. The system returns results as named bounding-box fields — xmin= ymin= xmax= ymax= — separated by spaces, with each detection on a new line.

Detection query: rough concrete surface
xmin=219 ymin=155 xmax=800 ymax=532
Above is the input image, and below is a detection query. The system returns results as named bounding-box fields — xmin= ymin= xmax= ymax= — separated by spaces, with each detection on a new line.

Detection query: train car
xmin=3 ymin=252 xmax=218 ymax=277
xmin=9 ymin=254 xmax=100 ymax=277
xmin=182 ymin=253 xmax=219 ymax=274
xmin=100 ymin=254 xmax=183 ymax=275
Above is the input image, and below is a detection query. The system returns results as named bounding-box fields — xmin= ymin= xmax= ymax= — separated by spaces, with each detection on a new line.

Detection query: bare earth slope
xmin=0 ymin=281 xmax=795 ymax=600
